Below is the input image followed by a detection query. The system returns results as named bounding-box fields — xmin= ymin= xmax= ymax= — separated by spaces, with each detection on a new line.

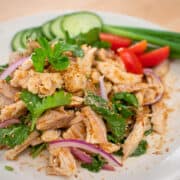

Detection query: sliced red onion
xmin=99 ymin=76 xmax=108 ymax=100
xmin=0 ymin=119 xmax=20 ymax=128
xmin=71 ymin=147 xmax=92 ymax=164
xmin=71 ymin=147 xmax=115 ymax=171
xmin=0 ymin=56 xmax=30 ymax=80
xmin=143 ymin=68 xmax=164 ymax=106
xmin=50 ymin=139 xmax=121 ymax=167
xmin=102 ymin=164 xmax=115 ymax=171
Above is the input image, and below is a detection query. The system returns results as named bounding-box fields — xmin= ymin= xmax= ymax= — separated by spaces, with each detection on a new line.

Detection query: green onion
xmin=108 ymin=25 xmax=180 ymax=42
xmin=103 ymin=25 xmax=180 ymax=58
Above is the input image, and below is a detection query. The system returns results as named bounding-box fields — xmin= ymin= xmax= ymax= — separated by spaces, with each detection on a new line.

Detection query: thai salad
xmin=0 ymin=11 xmax=179 ymax=177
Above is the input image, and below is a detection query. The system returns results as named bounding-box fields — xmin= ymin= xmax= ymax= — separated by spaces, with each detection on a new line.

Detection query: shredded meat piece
xmin=30 ymin=137 xmax=43 ymax=146
xmin=113 ymin=83 xmax=150 ymax=93
xmin=63 ymin=122 xmax=86 ymax=140
xmin=99 ymin=142 xmax=120 ymax=153
xmin=122 ymin=111 xmax=145 ymax=160
xmin=91 ymin=68 xmax=101 ymax=84
xmin=104 ymin=81 xmax=112 ymax=95
xmin=82 ymin=106 xmax=107 ymax=144
xmin=0 ymin=80 xmax=18 ymax=100
xmin=19 ymin=59 xmax=33 ymax=71
xmin=77 ymin=45 xmax=97 ymax=76
xmin=154 ymin=60 xmax=169 ymax=78
xmin=36 ymin=110 xmax=74 ymax=131
xmin=47 ymin=146 xmax=77 ymax=176
xmin=0 ymin=94 xmax=13 ymax=109
xmin=151 ymin=101 xmax=168 ymax=134
xmin=68 ymin=112 xmax=84 ymax=126
xmin=5 ymin=131 xmax=39 ymax=160
xmin=11 ymin=69 xmax=63 ymax=96
xmin=67 ymin=96 xmax=84 ymax=107
xmin=0 ymin=101 xmax=26 ymax=122
xmin=97 ymin=61 xmax=142 ymax=84
xmin=41 ymin=130 xmax=61 ymax=142
xmin=63 ymin=63 xmax=87 ymax=93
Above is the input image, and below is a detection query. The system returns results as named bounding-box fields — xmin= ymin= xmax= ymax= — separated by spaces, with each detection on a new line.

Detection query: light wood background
xmin=0 ymin=0 xmax=180 ymax=31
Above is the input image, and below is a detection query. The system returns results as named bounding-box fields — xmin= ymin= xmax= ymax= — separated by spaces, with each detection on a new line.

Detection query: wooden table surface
xmin=0 ymin=0 xmax=180 ymax=31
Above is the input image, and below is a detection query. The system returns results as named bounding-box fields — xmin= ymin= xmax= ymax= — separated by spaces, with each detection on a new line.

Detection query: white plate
xmin=0 ymin=11 xmax=180 ymax=180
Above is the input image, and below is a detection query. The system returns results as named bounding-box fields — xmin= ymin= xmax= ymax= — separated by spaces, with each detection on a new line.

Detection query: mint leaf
xmin=112 ymin=92 xmax=138 ymax=107
xmin=144 ymin=128 xmax=153 ymax=136
xmin=85 ymin=92 xmax=126 ymax=140
xmin=30 ymin=143 xmax=47 ymax=158
xmin=65 ymin=28 xmax=110 ymax=49
xmin=0 ymin=124 xmax=30 ymax=148
xmin=131 ymin=140 xmax=148 ymax=157
xmin=113 ymin=148 xmax=123 ymax=156
xmin=81 ymin=154 xmax=105 ymax=172
xmin=20 ymin=90 xmax=72 ymax=130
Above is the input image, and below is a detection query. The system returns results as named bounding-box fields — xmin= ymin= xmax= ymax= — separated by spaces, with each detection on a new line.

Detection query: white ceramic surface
xmin=0 ymin=11 xmax=180 ymax=180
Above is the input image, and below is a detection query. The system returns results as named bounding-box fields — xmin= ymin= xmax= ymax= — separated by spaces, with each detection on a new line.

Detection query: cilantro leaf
xmin=20 ymin=90 xmax=72 ymax=130
xmin=131 ymin=140 xmax=148 ymax=157
xmin=85 ymin=92 xmax=126 ymax=140
xmin=0 ymin=124 xmax=30 ymax=148
xmin=55 ymin=41 xmax=84 ymax=57
xmin=49 ymin=56 xmax=69 ymax=70
xmin=81 ymin=154 xmax=105 ymax=172
xmin=32 ymin=37 xmax=83 ymax=72
xmin=30 ymin=143 xmax=47 ymax=158
xmin=32 ymin=48 xmax=46 ymax=72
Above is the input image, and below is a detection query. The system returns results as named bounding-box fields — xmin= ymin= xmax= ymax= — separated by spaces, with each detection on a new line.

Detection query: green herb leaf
xmin=112 ymin=92 xmax=138 ymax=107
xmin=20 ymin=90 xmax=72 ymax=130
xmin=0 ymin=124 xmax=30 ymax=148
xmin=0 ymin=64 xmax=8 ymax=72
xmin=32 ymin=48 xmax=46 ymax=72
xmin=81 ymin=154 xmax=105 ymax=172
xmin=107 ymin=133 xmax=119 ymax=144
xmin=113 ymin=148 xmax=124 ymax=156
xmin=131 ymin=140 xmax=148 ymax=157
xmin=49 ymin=56 xmax=69 ymax=70
xmin=92 ymin=41 xmax=110 ymax=48
xmin=32 ymin=37 xmax=83 ymax=72
xmin=85 ymin=92 xmax=126 ymax=140
xmin=113 ymin=103 xmax=134 ymax=118
xmin=65 ymin=28 xmax=110 ymax=49
xmin=4 ymin=165 xmax=14 ymax=171
xmin=144 ymin=128 xmax=153 ymax=136
xmin=30 ymin=143 xmax=47 ymax=158
xmin=5 ymin=76 xmax=11 ymax=83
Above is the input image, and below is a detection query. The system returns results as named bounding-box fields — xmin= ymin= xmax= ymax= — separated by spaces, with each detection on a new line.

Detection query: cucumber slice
xmin=11 ymin=30 xmax=26 ymax=51
xmin=21 ymin=28 xmax=41 ymax=47
xmin=41 ymin=20 xmax=55 ymax=40
xmin=50 ymin=16 xmax=65 ymax=39
xmin=61 ymin=11 xmax=103 ymax=38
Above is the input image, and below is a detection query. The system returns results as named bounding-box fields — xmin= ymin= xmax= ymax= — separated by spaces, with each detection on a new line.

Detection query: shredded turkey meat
xmin=0 ymin=41 xmax=170 ymax=177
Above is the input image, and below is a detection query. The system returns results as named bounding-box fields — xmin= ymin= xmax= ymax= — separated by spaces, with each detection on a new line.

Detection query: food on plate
xmin=0 ymin=11 xmax=178 ymax=177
